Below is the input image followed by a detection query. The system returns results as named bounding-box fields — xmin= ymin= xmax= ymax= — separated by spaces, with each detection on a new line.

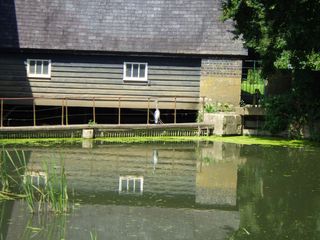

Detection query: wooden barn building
xmin=0 ymin=0 xmax=247 ymax=124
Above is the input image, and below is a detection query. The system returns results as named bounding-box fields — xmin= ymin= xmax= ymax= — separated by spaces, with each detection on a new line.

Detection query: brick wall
xmin=200 ymin=57 xmax=243 ymax=106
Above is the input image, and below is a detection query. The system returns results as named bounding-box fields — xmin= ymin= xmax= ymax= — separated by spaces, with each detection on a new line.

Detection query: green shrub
xmin=263 ymin=94 xmax=293 ymax=134
xmin=263 ymin=73 xmax=320 ymax=140
xmin=197 ymin=102 xmax=234 ymax=123
xmin=204 ymin=102 xmax=234 ymax=113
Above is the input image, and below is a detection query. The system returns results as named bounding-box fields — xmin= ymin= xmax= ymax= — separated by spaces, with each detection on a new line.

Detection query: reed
xmin=0 ymin=149 xmax=16 ymax=192
xmin=90 ymin=230 xmax=98 ymax=240
xmin=0 ymin=149 xmax=38 ymax=212
xmin=0 ymin=149 xmax=27 ymax=198
xmin=0 ymin=148 xmax=69 ymax=214
xmin=22 ymin=177 xmax=36 ymax=213
xmin=0 ymin=150 xmax=9 ymax=192
xmin=0 ymin=191 xmax=25 ymax=201
xmin=44 ymin=158 xmax=69 ymax=213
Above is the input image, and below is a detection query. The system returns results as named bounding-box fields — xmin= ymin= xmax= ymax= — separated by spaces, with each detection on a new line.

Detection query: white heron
xmin=154 ymin=108 xmax=160 ymax=124
xmin=154 ymin=100 xmax=160 ymax=124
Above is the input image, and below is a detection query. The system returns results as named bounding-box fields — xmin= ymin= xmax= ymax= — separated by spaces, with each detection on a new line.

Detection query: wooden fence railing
xmin=0 ymin=96 xmax=205 ymax=127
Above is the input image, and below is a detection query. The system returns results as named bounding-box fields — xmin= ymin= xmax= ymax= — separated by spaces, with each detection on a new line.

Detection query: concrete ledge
xmin=235 ymin=106 xmax=266 ymax=116
xmin=82 ymin=129 xmax=94 ymax=139
xmin=204 ymin=113 xmax=241 ymax=136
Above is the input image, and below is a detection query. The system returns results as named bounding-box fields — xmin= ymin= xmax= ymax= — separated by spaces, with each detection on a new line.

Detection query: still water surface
xmin=0 ymin=141 xmax=319 ymax=240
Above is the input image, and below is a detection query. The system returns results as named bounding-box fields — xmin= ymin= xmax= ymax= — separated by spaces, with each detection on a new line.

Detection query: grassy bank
xmin=0 ymin=136 xmax=318 ymax=148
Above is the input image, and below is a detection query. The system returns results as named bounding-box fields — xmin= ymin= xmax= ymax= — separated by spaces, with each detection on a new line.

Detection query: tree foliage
xmin=223 ymin=0 xmax=320 ymax=141
xmin=223 ymin=0 xmax=320 ymax=72
xmin=262 ymin=71 xmax=320 ymax=140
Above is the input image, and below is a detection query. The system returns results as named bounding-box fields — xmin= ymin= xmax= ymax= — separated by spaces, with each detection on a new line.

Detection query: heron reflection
xmin=152 ymin=149 xmax=159 ymax=174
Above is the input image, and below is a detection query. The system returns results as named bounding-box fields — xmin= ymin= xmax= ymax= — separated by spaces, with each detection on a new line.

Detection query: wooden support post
xmin=0 ymin=99 xmax=3 ymax=128
xmin=118 ymin=97 xmax=121 ymax=125
xmin=174 ymin=97 xmax=177 ymax=124
xmin=61 ymin=99 xmax=64 ymax=126
xmin=93 ymin=97 xmax=96 ymax=123
xmin=202 ymin=96 xmax=205 ymax=122
xmin=33 ymin=101 xmax=36 ymax=126
xmin=65 ymin=98 xmax=69 ymax=126
xmin=147 ymin=98 xmax=150 ymax=125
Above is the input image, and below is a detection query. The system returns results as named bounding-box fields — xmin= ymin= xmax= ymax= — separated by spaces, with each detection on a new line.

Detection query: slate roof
xmin=0 ymin=0 xmax=247 ymax=56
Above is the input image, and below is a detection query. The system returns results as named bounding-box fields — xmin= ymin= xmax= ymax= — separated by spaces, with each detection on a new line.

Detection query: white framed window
xmin=123 ymin=62 xmax=148 ymax=81
xmin=27 ymin=59 xmax=51 ymax=78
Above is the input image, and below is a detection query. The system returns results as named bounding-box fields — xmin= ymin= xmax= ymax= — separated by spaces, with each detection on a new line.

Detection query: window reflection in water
xmin=23 ymin=171 xmax=47 ymax=186
xmin=118 ymin=176 xmax=144 ymax=194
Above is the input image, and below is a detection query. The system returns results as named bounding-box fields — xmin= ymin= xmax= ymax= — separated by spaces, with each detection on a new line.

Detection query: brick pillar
xmin=200 ymin=57 xmax=242 ymax=106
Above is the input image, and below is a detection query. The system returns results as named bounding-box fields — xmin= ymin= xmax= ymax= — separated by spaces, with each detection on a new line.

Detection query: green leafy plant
xmin=204 ymin=103 xmax=218 ymax=113
xmin=263 ymin=94 xmax=292 ymax=134
xmin=204 ymin=102 xmax=234 ymax=113
xmin=88 ymin=120 xmax=96 ymax=126
xmin=202 ymin=156 xmax=213 ymax=164
xmin=197 ymin=102 xmax=235 ymax=123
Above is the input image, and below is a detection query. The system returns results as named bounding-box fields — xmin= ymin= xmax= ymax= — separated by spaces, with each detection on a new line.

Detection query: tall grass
xmin=0 ymin=149 xmax=26 ymax=195
xmin=45 ymin=159 xmax=69 ymax=213
xmin=90 ymin=230 xmax=98 ymax=240
xmin=0 ymin=149 xmax=22 ymax=192
xmin=0 ymin=149 xmax=69 ymax=214
xmin=0 ymin=150 xmax=9 ymax=192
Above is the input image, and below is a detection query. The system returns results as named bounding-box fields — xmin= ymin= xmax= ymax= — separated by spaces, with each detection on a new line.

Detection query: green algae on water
xmin=0 ymin=136 xmax=317 ymax=148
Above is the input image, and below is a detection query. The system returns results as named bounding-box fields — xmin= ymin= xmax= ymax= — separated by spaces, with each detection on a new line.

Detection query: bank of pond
xmin=0 ymin=140 xmax=319 ymax=239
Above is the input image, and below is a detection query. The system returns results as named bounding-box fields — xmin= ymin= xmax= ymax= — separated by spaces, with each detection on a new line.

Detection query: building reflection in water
xmin=1 ymin=142 xmax=245 ymax=240
xmin=196 ymin=142 xmax=246 ymax=207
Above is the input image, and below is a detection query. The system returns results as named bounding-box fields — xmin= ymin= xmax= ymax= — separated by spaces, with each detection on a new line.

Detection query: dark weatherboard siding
xmin=0 ymin=53 xmax=201 ymax=110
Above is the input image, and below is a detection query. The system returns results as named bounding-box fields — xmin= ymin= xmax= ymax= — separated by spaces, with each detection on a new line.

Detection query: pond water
xmin=0 ymin=141 xmax=319 ymax=240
